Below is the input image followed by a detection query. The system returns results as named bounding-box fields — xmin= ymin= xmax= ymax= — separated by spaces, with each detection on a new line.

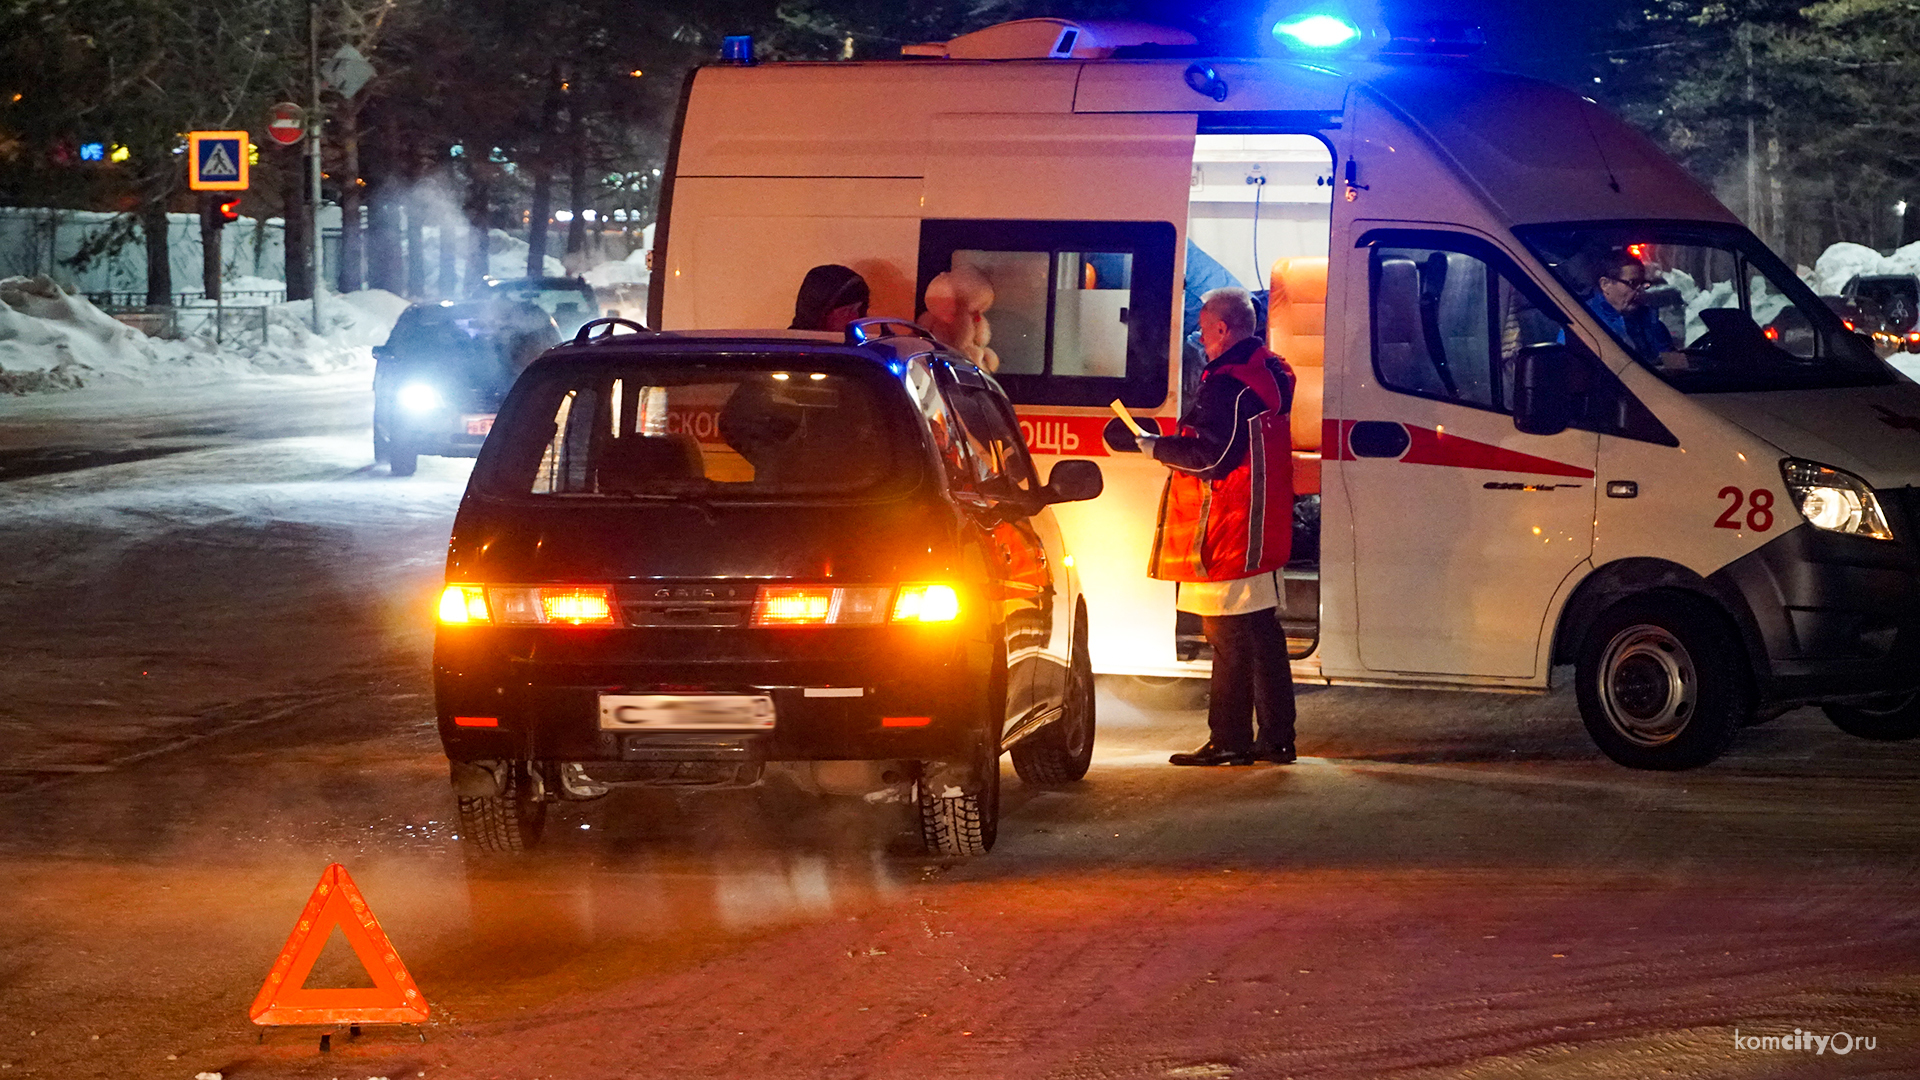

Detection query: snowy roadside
xmin=0 ymin=275 xmax=406 ymax=395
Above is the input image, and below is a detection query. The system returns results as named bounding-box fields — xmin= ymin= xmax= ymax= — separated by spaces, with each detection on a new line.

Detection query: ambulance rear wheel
xmin=1824 ymin=692 xmax=1920 ymax=741
xmin=1575 ymin=592 xmax=1747 ymax=770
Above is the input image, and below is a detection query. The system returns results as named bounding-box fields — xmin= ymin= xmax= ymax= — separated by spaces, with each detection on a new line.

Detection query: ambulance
xmin=645 ymin=15 xmax=1920 ymax=769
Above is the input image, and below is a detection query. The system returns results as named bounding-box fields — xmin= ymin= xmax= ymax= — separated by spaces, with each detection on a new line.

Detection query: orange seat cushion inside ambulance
xmin=1270 ymin=256 xmax=1327 ymax=496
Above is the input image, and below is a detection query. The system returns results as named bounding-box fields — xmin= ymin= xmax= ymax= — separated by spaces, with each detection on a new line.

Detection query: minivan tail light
xmin=892 ymin=584 xmax=961 ymax=623
xmin=483 ymin=585 xmax=618 ymax=626
xmin=439 ymin=585 xmax=490 ymax=624
xmin=752 ymin=586 xmax=890 ymax=627
xmin=541 ymin=587 xmax=615 ymax=624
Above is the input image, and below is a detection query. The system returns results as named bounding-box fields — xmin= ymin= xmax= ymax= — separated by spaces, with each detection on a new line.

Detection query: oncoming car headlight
xmin=1781 ymin=459 xmax=1895 ymax=540
xmin=397 ymin=382 xmax=442 ymax=412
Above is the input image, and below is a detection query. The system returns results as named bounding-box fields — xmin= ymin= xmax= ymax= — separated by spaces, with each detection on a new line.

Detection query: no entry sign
xmin=266 ymin=102 xmax=306 ymax=147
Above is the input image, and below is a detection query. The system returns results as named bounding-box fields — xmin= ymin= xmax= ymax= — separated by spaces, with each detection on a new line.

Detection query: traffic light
xmin=217 ymin=196 xmax=241 ymax=224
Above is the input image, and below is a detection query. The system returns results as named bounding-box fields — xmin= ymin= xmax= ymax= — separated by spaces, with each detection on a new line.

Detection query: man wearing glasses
xmin=1586 ymin=251 xmax=1686 ymax=370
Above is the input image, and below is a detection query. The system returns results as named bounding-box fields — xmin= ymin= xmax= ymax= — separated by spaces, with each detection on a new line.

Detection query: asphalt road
xmin=1 ymin=378 xmax=1916 ymax=1080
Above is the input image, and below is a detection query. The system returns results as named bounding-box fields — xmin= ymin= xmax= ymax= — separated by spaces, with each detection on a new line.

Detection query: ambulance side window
xmin=1365 ymin=231 xmax=1677 ymax=446
xmin=918 ymin=220 xmax=1175 ymax=409
xmin=1371 ymin=245 xmax=1561 ymax=414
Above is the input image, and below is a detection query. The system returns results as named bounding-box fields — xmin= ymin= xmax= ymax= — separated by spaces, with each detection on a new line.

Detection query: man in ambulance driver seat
xmin=1588 ymin=251 xmax=1689 ymax=372
xmin=1110 ymin=287 xmax=1299 ymax=766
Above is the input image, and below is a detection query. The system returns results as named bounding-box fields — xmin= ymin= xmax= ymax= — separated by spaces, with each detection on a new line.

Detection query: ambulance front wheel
xmin=1575 ymin=592 xmax=1749 ymax=770
xmin=1823 ymin=692 xmax=1920 ymax=741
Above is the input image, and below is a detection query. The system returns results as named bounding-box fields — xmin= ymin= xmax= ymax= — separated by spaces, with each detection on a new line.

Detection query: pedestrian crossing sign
xmin=188 ymin=130 xmax=250 ymax=191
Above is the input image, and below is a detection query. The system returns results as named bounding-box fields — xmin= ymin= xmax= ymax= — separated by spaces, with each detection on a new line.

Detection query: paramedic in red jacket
xmin=1127 ymin=287 xmax=1298 ymax=766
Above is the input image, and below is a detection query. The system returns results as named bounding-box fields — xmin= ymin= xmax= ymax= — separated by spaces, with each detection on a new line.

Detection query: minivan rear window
xmin=477 ymin=358 xmax=923 ymax=499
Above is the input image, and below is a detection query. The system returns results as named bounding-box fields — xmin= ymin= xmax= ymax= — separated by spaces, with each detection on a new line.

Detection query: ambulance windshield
xmin=1517 ymin=223 xmax=1891 ymax=394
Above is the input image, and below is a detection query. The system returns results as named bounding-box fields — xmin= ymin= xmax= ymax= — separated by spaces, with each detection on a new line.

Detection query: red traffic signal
xmin=216 ymin=197 xmax=241 ymax=225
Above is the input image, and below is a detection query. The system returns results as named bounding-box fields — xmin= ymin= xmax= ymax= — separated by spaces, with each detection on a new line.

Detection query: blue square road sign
xmin=188 ymin=130 xmax=250 ymax=191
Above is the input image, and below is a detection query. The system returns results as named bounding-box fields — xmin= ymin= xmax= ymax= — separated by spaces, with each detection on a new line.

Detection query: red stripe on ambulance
xmin=1017 ymin=413 xmax=1171 ymax=457
xmin=1328 ymin=419 xmax=1594 ymax=478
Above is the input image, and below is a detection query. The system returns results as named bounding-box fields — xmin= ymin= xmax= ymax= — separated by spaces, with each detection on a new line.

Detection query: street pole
xmin=309 ymin=0 xmax=324 ymax=334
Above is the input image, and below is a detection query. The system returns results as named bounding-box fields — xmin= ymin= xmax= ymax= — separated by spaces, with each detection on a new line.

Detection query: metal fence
xmin=97 ymin=302 xmax=273 ymax=346
xmin=85 ymin=288 xmax=286 ymax=308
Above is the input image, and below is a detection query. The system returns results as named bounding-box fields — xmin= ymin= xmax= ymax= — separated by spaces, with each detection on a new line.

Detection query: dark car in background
xmin=432 ymin=320 xmax=1103 ymax=856
xmin=486 ymin=276 xmax=601 ymax=338
xmin=372 ymin=297 xmax=560 ymax=475
xmin=1842 ymin=272 xmax=1920 ymax=352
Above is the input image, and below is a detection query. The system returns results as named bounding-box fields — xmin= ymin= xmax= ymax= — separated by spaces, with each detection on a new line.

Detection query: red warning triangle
xmin=249 ymin=863 xmax=430 ymax=1025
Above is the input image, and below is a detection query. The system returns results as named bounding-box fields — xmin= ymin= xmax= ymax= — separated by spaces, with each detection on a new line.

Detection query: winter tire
xmin=457 ymin=759 xmax=548 ymax=853
xmin=1012 ymin=616 xmax=1095 ymax=785
xmin=1575 ymin=591 xmax=1749 ymax=770
xmin=918 ymin=732 xmax=1000 ymax=857
xmin=1824 ymin=691 xmax=1920 ymax=741
xmin=389 ymin=444 xmax=418 ymax=477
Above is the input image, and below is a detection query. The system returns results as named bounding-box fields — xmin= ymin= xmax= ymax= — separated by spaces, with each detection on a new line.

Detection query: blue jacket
xmin=1584 ymin=290 xmax=1674 ymax=363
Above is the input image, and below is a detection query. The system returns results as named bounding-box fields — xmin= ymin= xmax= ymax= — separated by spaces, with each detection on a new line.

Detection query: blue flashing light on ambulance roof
xmin=1271 ymin=13 xmax=1361 ymax=50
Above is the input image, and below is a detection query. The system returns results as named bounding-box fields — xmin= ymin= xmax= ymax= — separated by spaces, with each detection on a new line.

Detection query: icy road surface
xmin=0 ymin=377 xmax=1917 ymax=1080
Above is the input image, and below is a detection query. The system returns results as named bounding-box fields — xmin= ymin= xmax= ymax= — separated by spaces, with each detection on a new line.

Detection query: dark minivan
xmin=434 ymin=320 xmax=1103 ymax=856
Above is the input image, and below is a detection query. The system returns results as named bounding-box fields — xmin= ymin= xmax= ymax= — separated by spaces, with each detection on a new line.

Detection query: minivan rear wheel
xmin=457 ymin=760 xmax=547 ymax=853
xmin=1012 ymin=623 xmax=1095 ymax=785
xmin=1575 ymin=592 xmax=1747 ymax=770
xmin=917 ymin=733 xmax=1000 ymax=856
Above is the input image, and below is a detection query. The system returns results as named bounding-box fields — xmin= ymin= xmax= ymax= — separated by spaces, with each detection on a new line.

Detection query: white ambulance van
xmin=647 ymin=16 xmax=1920 ymax=769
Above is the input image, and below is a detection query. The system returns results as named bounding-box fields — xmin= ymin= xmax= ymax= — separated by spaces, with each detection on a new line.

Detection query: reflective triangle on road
xmin=249 ymin=862 xmax=430 ymax=1025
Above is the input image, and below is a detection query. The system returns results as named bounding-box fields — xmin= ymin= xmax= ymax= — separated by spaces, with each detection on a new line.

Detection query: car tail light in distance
xmin=752 ymin=586 xmax=890 ymax=627
xmin=892 ymin=584 xmax=961 ymax=623
xmin=438 ymin=584 xmax=617 ymax=625
xmin=439 ymin=585 xmax=490 ymax=624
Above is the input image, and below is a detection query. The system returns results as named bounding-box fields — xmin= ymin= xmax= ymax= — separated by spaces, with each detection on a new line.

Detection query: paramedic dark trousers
xmin=1203 ymin=610 xmax=1296 ymax=753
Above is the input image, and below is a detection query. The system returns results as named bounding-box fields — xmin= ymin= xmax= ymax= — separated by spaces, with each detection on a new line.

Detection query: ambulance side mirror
xmin=1040 ymin=459 xmax=1104 ymax=505
xmin=1511 ymin=344 xmax=1573 ymax=437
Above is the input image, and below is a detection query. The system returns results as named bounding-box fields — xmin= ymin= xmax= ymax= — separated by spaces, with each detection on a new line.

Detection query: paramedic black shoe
xmin=1169 ymin=742 xmax=1257 ymax=766
xmin=1256 ymin=744 xmax=1298 ymax=764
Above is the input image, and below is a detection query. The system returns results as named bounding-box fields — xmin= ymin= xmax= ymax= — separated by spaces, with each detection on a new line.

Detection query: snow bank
xmin=0 ymin=275 xmax=406 ymax=394
xmin=487 ymin=228 xmax=566 ymax=280
xmin=1806 ymin=240 xmax=1920 ymax=295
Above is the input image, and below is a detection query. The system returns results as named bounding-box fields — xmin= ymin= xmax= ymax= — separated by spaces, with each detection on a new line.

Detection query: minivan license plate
xmin=598 ymin=694 xmax=775 ymax=731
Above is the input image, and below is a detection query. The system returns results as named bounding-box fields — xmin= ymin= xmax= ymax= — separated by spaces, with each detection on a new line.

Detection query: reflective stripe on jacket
xmin=1148 ymin=340 xmax=1296 ymax=583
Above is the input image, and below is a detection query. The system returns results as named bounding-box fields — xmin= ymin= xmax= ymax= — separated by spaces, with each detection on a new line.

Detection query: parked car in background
xmin=1842 ymin=273 xmax=1920 ymax=352
xmin=486 ymin=276 xmax=601 ymax=337
xmin=372 ymin=297 xmax=559 ymax=475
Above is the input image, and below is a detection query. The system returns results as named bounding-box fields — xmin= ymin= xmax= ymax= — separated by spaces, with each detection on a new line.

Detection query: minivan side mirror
xmin=1511 ymin=344 xmax=1573 ymax=437
xmin=1040 ymin=459 xmax=1104 ymax=505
